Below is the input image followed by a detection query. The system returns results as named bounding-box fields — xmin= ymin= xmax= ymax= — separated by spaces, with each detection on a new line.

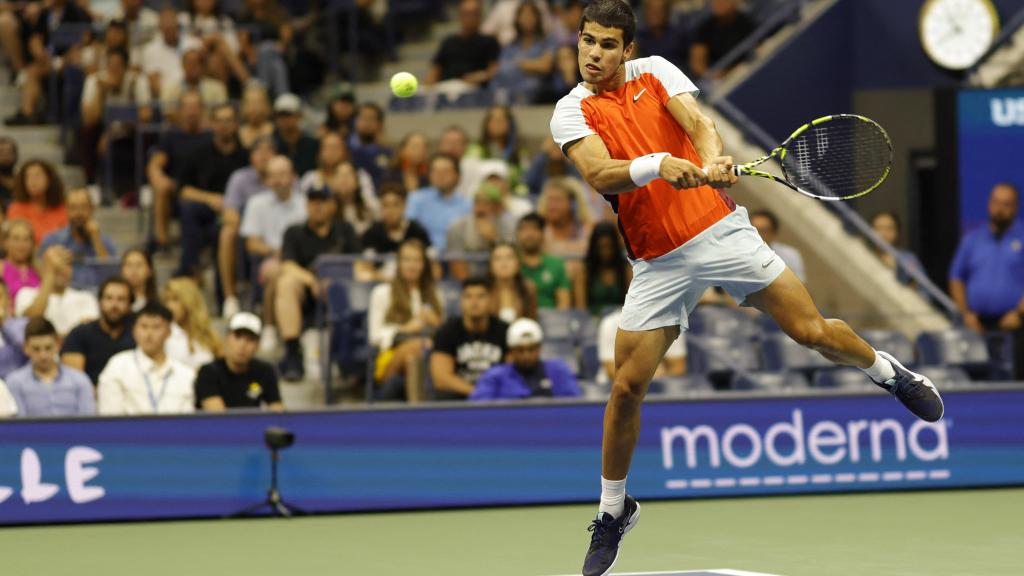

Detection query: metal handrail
xmin=965 ymin=5 xmax=1024 ymax=78
xmin=712 ymin=97 xmax=960 ymax=320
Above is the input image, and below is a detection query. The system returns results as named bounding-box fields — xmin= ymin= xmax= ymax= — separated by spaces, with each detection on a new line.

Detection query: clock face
xmin=919 ymin=0 xmax=999 ymax=70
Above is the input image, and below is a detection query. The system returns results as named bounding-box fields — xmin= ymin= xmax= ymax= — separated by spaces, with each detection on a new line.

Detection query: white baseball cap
xmin=273 ymin=93 xmax=302 ymax=115
xmin=228 ymin=312 xmax=262 ymax=336
xmin=507 ymin=318 xmax=543 ymax=348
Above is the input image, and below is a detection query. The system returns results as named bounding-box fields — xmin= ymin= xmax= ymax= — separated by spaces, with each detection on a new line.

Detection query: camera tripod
xmin=230 ymin=441 xmax=305 ymax=518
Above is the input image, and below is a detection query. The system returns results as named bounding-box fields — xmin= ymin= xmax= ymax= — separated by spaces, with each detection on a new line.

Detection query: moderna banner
xmin=1 ymin=387 xmax=1022 ymax=525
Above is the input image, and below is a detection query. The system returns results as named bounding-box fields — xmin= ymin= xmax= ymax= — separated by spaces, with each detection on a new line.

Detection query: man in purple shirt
xmin=470 ymin=318 xmax=579 ymax=400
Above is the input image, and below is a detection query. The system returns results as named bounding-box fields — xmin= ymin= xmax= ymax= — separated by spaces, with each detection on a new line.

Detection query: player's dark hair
xmin=137 ymin=301 xmax=173 ymax=324
xmin=462 ymin=276 xmax=491 ymax=293
xmin=517 ymin=212 xmax=545 ymax=231
xmin=24 ymin=317 xmax=57 ymax=341
xmin=99 ymin=275 xmax=135 ymax=304
xmin=580 ymin=0 xmax=636 ymax=46
xmin=751 ymin=210 xmax=780 ymax=232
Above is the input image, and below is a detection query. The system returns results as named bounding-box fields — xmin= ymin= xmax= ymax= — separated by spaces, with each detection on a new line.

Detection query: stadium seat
xmin=580 ymin=343 xmax=600 ymax=381
xmin=437 ymin=279 xmax=462 ymax=318
xmin=541 ymin=339 xmax=579 ymax=375
xmin=812 ymin=367 xmax=875 ymax=390
xmin=649 ymin=375 xmax=714 ymax=396
xmin=688 ymin=306 xmax=760 ymax=340
xmin=915 ymin=366 xmax=971 ymax=389
xmin=730 ymin=371 xmax=809 ymax=391
xmin=916 ymin=329 xmax=989 ymax=374
xmin=388 ymin=94 xmax=428 ymax=113
xmin=537 ymin=309 xmax=592 ymax=343
xmin=72 ymin=258 xmax=121 ymax=291
xmin=760 ymin=333 xmax=832 ymax=372
xmin=687 ymin=335 xmax=760 ymax=374
xmin=860 ymin=329 xmax=915 ymax=365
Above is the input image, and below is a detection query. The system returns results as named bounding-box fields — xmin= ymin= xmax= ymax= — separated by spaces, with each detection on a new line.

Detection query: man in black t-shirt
xmin=426 ymin=0 xmax=500 ymax=88
xmin=430 ymin=277 xmax=508 ymax=400
xmin=61 ymin=277 xmax=136 ymax=384
xmin=360 ymin=183 xmax=432 ymax=277
xmin=176 ymin=103 xmax=249 ymax=279
xmin=690 ymin=0 xmax=756 ymax=79
xmin=275 ymin=187 xmax=360 ymax=381
xmin=195 ymin=312 xmax=283 ymax=411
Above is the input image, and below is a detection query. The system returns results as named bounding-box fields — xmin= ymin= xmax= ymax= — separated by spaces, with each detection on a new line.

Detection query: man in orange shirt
xmin=550 ymin=2 xmax=944 ymax=574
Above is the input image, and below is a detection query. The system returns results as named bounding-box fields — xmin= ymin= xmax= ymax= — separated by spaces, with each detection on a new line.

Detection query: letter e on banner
xmin=66 ymin=447 xmax=105 ymax=504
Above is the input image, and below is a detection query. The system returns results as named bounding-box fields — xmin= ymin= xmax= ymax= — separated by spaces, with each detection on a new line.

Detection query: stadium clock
xmin=919 ymin=0 xmax=1000 ymax=70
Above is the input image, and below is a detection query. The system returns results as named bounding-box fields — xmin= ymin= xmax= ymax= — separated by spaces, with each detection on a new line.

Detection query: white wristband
xmin=629 ymin=153 xmax=669 ymax=187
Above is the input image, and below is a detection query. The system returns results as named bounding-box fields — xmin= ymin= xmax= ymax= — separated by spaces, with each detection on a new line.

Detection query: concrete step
xmin=58 ymin=165 xmax=86 ymax=189
xmin=397 ymin=39 xmax=440 ymax=62
xmin=1 ymin=124 xmax=60 ymax=145
xmin=17 ymin=143 xmax=65 ymax=166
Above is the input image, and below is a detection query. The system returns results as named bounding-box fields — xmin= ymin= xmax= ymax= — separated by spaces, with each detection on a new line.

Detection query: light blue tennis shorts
xmin=619 ymin=206 xmax=787 ymax=332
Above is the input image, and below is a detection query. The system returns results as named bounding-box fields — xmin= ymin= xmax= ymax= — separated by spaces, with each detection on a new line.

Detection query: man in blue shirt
xmin=39 ymin=188 xmax=117 ymax=268
xmin=471 ymin=318 xmax=579 ymax=400
xmin=6 ymin=317 xmax=95 ymax=417
xmin=406 ymin=153 xmax=472 ymax=252
xmin=950 ymin=182 xmax=1024 ymax=377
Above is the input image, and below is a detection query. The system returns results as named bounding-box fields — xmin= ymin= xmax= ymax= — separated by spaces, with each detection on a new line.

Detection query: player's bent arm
xmin=565 ymin=135 xmax=649 ymax=196
xmin=61 ymin=352 xmax=86 ymax=372
xmin=666 ymin=93 xmax=723 ymax=166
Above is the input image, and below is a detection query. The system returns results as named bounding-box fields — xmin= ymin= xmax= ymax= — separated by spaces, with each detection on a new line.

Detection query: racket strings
xmin=780 ymin=119 xmax=891 ymax=199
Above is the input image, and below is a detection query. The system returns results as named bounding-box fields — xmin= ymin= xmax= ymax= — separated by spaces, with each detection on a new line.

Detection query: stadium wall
xmin=1 ymin=387 xmax=1022 ymax=525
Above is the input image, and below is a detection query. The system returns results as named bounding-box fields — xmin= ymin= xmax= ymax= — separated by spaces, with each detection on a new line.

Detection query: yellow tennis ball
xmin=390 ymin=72 xmax=418 ymax=98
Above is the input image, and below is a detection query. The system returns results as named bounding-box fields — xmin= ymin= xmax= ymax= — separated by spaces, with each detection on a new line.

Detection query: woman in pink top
xmin=6 ymin=160 xmax=68 ymax=244
xmin=2 ymin=219 xmax=40 ymax=303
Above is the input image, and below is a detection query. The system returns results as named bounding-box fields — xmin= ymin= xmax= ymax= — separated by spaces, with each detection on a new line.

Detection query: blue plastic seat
xmin=649 ymin=375 xmax=714 ymax=396
xmin=688 ymin=306 xmax=760 ymax=340
xmin=812 ymin=367 xmax=875 ymax=390
xmin=915 ymin=365 xmax=971 ymax=388
xmin=860 ymin=329 xmax=915 ymax=365
xmin=916 ymin=329 xmax=989 ymax=366
xmin=730 ymin=371 xmax=809 ymax=391
xmin=687 ymin=335 xmax=760 ymax=374
xmin=760 ymin=333 xmax=833 ymax=372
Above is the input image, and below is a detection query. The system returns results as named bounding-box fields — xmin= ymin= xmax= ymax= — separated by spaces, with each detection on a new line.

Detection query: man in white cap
xmin=194 ymin=312 xmax=284 ymax=412
xmin=470 ymin=318 xmax=580 ymax=400
xmin=272 ymin=93 xmax=319 ymax=176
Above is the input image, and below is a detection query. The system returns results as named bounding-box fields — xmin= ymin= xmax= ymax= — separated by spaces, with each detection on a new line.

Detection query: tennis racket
xmin=707 ymin=114 xmax=893 ymax=201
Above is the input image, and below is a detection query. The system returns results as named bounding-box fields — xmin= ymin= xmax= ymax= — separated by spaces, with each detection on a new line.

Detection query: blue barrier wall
xmin=958 ymin=88 xmax=1024 ymax=233
xmin=1 ymin=388 xmax=1023 ymax=525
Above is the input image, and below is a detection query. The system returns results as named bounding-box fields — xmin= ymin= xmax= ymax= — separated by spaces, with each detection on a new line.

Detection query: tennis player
xmin=549 ymin=2 xmax=944 ymax=574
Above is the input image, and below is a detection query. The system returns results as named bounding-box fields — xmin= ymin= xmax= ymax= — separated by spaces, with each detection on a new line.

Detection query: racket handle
xmin=701 ymin=165 xmax=742 ymax=177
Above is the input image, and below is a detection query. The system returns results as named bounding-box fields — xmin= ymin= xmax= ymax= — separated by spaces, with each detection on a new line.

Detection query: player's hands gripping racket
xmin=704 ymin=114 xmax=893 ymax=201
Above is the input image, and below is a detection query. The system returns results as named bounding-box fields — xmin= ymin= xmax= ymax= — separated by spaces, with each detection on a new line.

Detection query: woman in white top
xmin=367 ymin=238 xmax=444 ymax=402
xmin=162 ymin=277 xmax=222 ymax=370
xmin=299 ymin=131 xmax=378 ymax=211
xmin=486 ymin=243 xmax=536 ymax=324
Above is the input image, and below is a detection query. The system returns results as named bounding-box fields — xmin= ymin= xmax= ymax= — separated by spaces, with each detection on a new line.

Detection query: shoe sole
xmin=597 ymin=501 xmax=641 ymax=576
xmin=877 ymin=351 xmax=945 ymax=421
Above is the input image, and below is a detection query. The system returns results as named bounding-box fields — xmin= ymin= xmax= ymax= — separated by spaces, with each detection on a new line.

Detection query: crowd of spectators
xmin=4 ymin=0 xmax=1013 ymax=419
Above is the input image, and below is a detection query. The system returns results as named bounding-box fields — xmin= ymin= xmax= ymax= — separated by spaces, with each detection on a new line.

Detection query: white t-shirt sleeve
xmin=14 ymin=288 xmax=38 ymax=317
xmin=631 ymin=55 xmax=699 ymax=101
xmin=239 ymin=195 xmax=264 ymax=239
xmin=550 ymin=91 xmax=596 ymax=154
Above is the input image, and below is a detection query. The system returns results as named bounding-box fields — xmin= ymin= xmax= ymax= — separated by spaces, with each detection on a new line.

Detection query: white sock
xmin=862 ymin=350 xmax=896 ymax=383
xmin=598 ymin=476 xmax=627 ymax=519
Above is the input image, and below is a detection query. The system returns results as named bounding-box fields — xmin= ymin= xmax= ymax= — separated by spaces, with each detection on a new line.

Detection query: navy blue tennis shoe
xmin=873 ymin=351 xmax=944 ymax=422
xmin=583 ymin=495 xmax=640 ymax=576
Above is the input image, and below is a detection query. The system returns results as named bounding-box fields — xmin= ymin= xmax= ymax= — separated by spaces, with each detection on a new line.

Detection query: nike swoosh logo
xmin=761 ymin=258 xmax=776 ymax=269
xmin=633 ymin=88 xmax=646 ymax=102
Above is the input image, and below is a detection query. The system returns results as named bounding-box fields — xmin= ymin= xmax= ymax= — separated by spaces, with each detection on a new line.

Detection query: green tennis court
xmin=5 ymin=488 xmax=1020 ymax=576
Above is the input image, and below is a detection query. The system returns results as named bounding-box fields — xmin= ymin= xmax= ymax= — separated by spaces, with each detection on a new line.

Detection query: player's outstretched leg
xmin=747 ymin=268 xmax=943 ymax=422
xmin=583 ymin=326 xmax=678 ymax=576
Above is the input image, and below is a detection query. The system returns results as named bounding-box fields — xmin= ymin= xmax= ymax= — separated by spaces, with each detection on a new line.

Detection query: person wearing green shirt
xmin=517 ymin=212 xmax=571 ymax=309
